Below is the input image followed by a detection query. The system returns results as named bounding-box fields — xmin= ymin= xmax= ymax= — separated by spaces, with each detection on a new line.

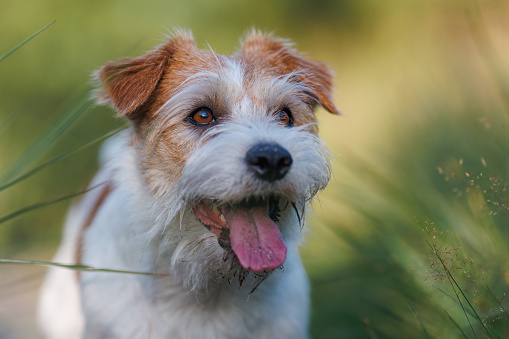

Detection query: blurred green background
xmin=1 ymin=0 xmax=508 ymax=338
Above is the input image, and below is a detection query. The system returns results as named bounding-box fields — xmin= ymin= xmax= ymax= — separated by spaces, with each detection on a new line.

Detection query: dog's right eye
xmin=189 ymin=108 xmax=215 ymax=126
xmin=274 ymin=108 xmax=294 ymax=127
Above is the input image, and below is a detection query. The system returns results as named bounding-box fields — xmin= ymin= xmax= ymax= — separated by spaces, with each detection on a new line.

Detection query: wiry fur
xmin=38 ymin=30 xmax=338 ymax=339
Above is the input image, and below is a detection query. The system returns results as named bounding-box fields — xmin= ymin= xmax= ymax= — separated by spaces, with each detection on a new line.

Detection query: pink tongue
xmin=223 ymin=206 xmax=287 ymax=272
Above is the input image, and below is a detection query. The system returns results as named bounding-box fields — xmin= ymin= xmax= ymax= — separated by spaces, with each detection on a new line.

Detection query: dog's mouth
xmin=193 ymin=197 xmax=287 ymax=273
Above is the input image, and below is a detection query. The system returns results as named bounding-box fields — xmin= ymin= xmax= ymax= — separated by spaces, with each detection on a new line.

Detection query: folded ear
xmin=241 ymin=31 xmax=340 ymax=115
xmin=94 ymin=32 xmax=196 ymax=118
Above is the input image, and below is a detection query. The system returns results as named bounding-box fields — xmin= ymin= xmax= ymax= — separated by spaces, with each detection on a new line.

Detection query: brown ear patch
xmin=94 ymin=33 xmax=196 ymax=118
xmin=241 ymin=31 xmax=340 ymax=115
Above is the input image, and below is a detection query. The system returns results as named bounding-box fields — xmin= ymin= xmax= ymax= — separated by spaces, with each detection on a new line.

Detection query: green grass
xmin=0 ymin=26 xmax=141 ymax=278
xmin=0 ymin=21 xmax=55 ymax=63
xmin=1 ymin=1 xmax=508 ymax=338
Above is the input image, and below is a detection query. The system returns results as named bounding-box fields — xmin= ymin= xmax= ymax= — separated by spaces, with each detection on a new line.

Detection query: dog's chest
xmin=151 ymin=279 xmax=291 ymax=339
xmin=149 ymin=253 xmax=310 ymax=339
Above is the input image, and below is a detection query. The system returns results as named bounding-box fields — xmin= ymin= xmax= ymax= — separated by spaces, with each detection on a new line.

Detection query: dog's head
xmin=95 ymin=30 xmax=338 ymax=288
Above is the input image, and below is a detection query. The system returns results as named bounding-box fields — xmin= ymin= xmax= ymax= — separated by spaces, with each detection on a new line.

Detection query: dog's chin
xmin=192 ymin=196 xmax=288 ymax=274
xmin=169 ymin=231 xmax=277 ymax=293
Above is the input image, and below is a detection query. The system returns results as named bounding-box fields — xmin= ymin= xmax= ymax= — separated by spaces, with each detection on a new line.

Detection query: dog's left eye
xmin=189 ymin=108 xmax=215 ymax=126
xmin=275 ymin=108 xmax=294 ymax=127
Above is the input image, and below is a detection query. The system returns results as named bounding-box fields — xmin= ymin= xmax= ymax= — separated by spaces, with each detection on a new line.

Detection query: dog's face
xmin=95 ymin=31 xmax=338 ymax=288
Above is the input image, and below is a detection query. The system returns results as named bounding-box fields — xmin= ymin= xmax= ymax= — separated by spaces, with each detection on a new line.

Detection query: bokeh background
xmin=1 ymin=0 xmax=508 ymax=338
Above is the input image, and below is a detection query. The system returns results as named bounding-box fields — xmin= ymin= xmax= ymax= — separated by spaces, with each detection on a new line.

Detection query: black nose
xmin=245 ymin=143 xmax=293 ymax=182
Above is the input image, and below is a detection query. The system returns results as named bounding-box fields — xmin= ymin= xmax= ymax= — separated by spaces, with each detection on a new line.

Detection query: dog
xmin=38 ymin=29 xmax=339 ymax=339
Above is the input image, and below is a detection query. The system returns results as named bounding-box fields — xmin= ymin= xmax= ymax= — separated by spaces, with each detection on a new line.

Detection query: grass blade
xmin=408 ymin=303 xmax=433 ymax=339
xmin=485 ymin=326 xmax=506 ymax=339
xmin=0 ymin=98 xmax=92 ymax=181
xmin=0 ymin=126 xmax=124 ymax=192
xmin=0 ymin=182 xmax=106 ymax=225
xmin=424 ymin=234 xmax=491 ymax=337
xmin=441 ymin=306 xmax=470 ymax=339
xmin=434 ymin=286 xmax=477 ymax=318
xmin=0 ymin=21 xmax=56 ymax=62
xmin=0 ymin=259 xmax=169 ymax=277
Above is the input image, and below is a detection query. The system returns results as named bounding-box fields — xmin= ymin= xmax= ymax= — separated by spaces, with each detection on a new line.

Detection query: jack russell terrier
xmin=38 ymin=29 xmax=339 ymax=339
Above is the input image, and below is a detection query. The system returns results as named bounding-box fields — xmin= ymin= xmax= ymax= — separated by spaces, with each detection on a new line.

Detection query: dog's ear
xmin=94 ymin=32 xmax=196 ymax=118
xmin=241 ymin=31 xmax=340 ymax=115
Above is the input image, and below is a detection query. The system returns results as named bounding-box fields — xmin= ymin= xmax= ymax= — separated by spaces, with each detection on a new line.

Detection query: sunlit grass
xmin=0 ymin=21 xmax=55 ymax=63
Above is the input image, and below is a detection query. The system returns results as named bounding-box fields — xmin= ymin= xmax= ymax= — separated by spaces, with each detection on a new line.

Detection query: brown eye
xmin=275 ymin=109 xmax=294 ymax=127
xmin=189 ymin=108 xmax=215 ymax=125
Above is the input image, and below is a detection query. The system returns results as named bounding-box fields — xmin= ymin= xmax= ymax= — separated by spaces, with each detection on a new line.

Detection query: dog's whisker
xmin=290 ymin=202 xmax=302 ymax=225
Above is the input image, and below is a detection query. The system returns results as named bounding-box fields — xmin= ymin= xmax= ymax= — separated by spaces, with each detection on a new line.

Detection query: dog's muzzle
xmin=182 ymin=123 xmax=330 ymax=274
xmin=192 ymin=143 xmax=293 ymax=273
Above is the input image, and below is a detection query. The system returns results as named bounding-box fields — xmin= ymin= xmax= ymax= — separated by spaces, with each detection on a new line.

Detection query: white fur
xmin=38 ymin=58 xmax=331 ymax=339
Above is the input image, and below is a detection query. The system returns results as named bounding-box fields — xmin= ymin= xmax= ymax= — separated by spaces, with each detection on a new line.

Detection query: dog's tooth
xmin=211 ymin=205 xmax=220 ymax=215
xmin=219 ymin=214 xmax=226 ymax=223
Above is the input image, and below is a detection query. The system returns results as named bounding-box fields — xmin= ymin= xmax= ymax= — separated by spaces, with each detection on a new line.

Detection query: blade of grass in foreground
xmin=0 ymin=126 xmax=125 ymax=192
xmin=442 ymin=307 xmax=472 ymax=339
xmin=0 ymin=259 xmax=169 ymax=276
xmin=408 ymin=303 xmax=432 ymax=339
xmin=0 ymin=97 xmax=92 ymax=182
xmin=0 ymin=182 xmax=105 ymax=225
xmin=0 ymin=20 xmax=56 ymax=63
